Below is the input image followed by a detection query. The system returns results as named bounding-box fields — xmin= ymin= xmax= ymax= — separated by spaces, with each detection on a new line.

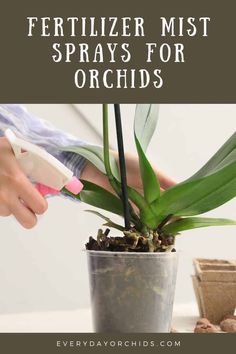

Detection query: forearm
xmin=81 ymin=160 xmax=114 ymax=192
xmin=81 ymin=152 xmax=144 ymax=195
xmin=0 ymin=105 xmax=175 ymax=196
xmin=81 ymin=152 xmax=175 ymax=195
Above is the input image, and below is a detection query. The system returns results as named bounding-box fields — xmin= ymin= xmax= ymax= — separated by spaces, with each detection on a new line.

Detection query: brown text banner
xmin=0 ymin=0 xmax=235 ymax=103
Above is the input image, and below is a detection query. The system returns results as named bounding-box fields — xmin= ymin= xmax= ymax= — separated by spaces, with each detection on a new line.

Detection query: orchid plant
xmin=62 ymin=104 xmax=236 ymax=252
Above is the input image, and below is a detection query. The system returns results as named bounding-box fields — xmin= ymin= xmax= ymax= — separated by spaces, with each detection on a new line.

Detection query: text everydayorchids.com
xmin=56 ymin=339 xmax=181 ymax=348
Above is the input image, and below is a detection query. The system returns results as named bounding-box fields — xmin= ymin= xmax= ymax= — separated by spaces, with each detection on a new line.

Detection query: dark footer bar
xmin=0 ymin=333 xmax=235 ymax=354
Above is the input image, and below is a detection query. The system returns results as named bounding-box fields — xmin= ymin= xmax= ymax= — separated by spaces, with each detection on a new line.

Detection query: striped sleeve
xmin=0 ymin=104 xmax=87 ymax=178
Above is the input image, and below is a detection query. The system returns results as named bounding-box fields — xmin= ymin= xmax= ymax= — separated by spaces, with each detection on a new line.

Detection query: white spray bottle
xmin=5 ymin=129 xmax=83 ymax=197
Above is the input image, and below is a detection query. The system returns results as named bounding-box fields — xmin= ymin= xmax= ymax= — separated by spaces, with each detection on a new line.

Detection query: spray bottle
xmin=5 ymin=129 xmax=83 ymax=197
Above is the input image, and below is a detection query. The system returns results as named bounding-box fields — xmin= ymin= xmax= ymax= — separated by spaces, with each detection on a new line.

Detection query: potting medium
xmin=87 ymin=250 xmax=178 ymax=333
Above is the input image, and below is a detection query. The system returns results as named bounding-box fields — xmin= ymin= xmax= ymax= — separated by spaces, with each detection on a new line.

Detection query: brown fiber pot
xmin=192 ymin=258 xmax=236 ymax=324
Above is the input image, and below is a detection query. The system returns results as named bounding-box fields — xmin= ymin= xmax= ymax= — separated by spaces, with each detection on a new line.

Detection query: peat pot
xmin=192 ymin=258 xmax=236 ymax=324
xmin=87 ymin=251 xmax=178 ymax=332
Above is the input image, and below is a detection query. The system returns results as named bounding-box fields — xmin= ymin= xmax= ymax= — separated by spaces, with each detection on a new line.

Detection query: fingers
xmin=17 ymin=176 xmax=48 ymax=215
xmin=0 ymin=174 xmax=48 ymax=229
xmin=10 ymin=197 xmax=37 ymax=229
xmin=0 ymin=204 xmax=11 ymax=217
xmin=123 ymin=152 xmax=176 ymax=192
xmin=156 ymin=169 xmax=176 ymax=190
xmin=0 ymin=137 xmax=48 ymax=229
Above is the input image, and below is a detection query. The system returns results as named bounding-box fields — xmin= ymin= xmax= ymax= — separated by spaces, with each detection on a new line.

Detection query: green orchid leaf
xmin=80 ymin=181 xmax=124 ymax=216
xmin=134 ymin=104 xmax=161 ymax=205
xmin=134 ymin=104 xmax=159 ymax=152
xmin=85 ymin=210 xmax=125 ymax=231
xmin=186 ymin=132 xmax=236 ymax=181
xmin=163 ymin=217 xmax=236 ymax=234
xmin=135 ymin=137 xmax=161 ymax=204
xmin=61 ymin=144 xmax=120 ymax=180
xmin=63 ymin=180 xmax=124 ymax=217
xmin=154 ymin=160 xmax=236 ymax=224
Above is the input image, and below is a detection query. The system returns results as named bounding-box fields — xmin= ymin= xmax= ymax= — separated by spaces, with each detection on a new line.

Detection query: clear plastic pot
xmin=87 ymin=250 xmax=178 ymax=333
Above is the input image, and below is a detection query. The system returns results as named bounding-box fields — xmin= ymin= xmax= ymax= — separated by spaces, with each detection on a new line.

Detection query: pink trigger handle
xmin=65 ymin=176 xmax=84 ymax=194
xmin=35 ymin=184 xmax=60 ymax=197
xmin=35 ymin=177 xmax=83 ymax=197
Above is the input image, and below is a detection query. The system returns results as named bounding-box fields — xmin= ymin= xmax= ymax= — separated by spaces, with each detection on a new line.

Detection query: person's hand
xmin=81 ymin=152 xmax=176 ymax=195
xmin=118 ymin=152 xmax=176 ymax=193
xmin=0 ymin=137 xmax=48 ymax=228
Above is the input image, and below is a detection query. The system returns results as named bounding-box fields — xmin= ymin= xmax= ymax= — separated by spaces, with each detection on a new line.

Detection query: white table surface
xmin=0 ymin=303 xmax=199 ymax=333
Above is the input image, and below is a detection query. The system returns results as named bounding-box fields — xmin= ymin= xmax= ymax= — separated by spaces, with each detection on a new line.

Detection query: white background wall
xmin=0 ymin=104 xmax=235 ymax=314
